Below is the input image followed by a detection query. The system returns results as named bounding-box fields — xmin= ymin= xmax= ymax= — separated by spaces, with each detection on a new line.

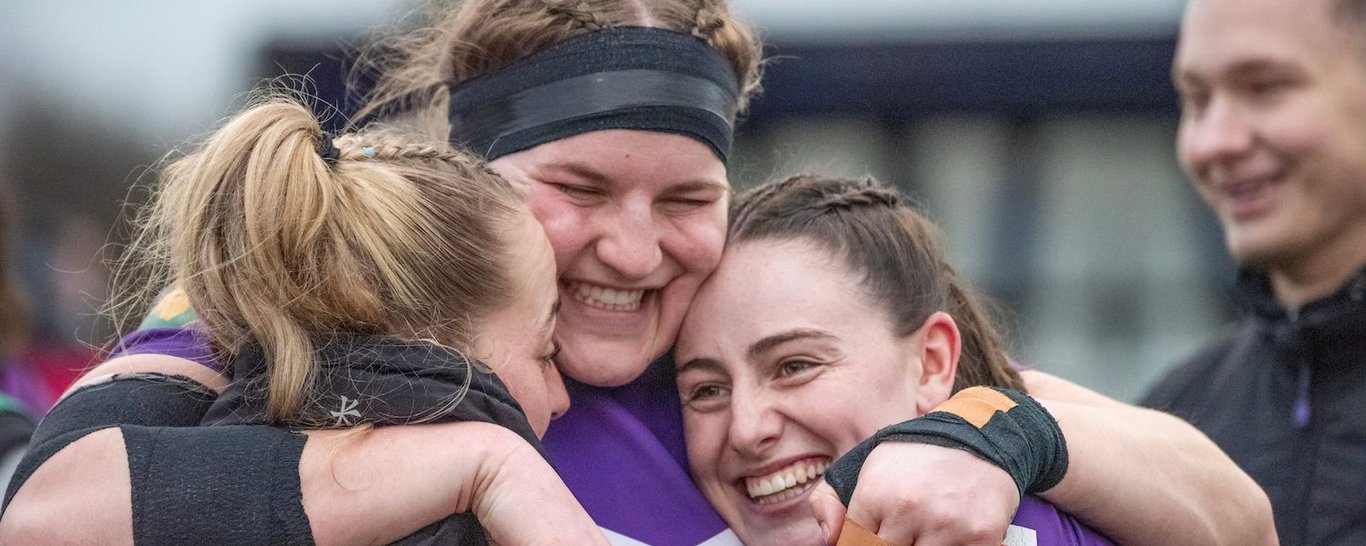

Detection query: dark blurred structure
xmin=250 ymin=29 xmax=1236 ymax=401
xmin=0 ymin=95 xmax=150 ymax=414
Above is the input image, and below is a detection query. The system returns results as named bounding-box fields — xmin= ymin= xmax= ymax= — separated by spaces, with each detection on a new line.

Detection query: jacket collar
xmin=1237 ymin=265 xmax=1366 ymax=321
xmin=1237 ymin=265 xmax=1366 ymax=363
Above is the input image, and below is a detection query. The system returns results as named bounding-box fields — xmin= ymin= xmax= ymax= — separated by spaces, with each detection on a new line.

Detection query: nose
xmin=595 ymin=201 xmax=664 ymax=280
xmin=727 ymin=388 xmax=783 ymax=457
xmin=1180 ymin=96 xmax=1255 ymax=173
xmin=545 ymin=364 xmax=571 ymax=421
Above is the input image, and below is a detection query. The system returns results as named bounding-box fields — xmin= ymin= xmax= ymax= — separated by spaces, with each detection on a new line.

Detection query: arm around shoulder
xmin=301 ymin=421 xmax=607 ymax=546
xmin=0 ymin=354 xmax=224 ymax=543
xmin=0 ymin=427 xmax=134 ymax=544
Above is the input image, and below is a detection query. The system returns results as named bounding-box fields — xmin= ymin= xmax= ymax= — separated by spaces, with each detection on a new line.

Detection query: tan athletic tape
xmin=838 ymin=517 xmax=1008 ymax=546
xmin=933 ymin=386 xmax=1018 ymax=429
xmin=837 ymin=518 xmax=889 ymax=546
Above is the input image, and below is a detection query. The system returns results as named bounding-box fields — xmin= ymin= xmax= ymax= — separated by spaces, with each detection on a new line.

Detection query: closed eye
xmin=540 ymin=342 xmax=562 ymax=369
xmin=553 ymin=182 xmax=597 ymax=197
xmin=777 ymin=359 xmax=819 ymax=378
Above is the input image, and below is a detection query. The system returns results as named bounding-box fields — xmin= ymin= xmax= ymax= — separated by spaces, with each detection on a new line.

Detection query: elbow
xmin=0 ymin=495 xmax=93 ymax=544
xmin=1248 ymin=490 xmax=1278 ymax=546
xmin=0 ymin=428 xmax=134 ymax=543
xmin=0 ymin=482 xmax=132 ymax=544
xmin=1229 ymin=465 xmax=1277 ymax=546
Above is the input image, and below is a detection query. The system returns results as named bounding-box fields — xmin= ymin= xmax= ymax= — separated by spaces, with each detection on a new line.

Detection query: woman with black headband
xmin=3 ymin=1 xmax=1273 ymax=545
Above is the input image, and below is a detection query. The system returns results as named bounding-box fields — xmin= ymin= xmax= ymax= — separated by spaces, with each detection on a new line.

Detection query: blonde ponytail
xmin=115 ymin=94 xmax=524 ymax=424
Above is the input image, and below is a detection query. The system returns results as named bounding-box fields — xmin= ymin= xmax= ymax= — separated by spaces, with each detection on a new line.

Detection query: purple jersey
xmin=542 ymin=355 xmax=738 ymax=545
xmin=112 ymin=327 xmax=219 ymax=372
xmin=1012 ymin=496 xmax=1114 ymax=545
xmin=114 ymin=330 xmax=1112 ymax=546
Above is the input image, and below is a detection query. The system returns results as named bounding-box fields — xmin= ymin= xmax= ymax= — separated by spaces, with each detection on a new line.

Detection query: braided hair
xmin=112 ymin=93 xmax=525 ymax=424
xmin=730 ymin=174 xmax=1023 ymax=392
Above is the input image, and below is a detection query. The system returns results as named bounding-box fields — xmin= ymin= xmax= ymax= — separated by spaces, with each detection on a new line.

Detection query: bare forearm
xmin=303 ymin=423 xmax=607 ymax=546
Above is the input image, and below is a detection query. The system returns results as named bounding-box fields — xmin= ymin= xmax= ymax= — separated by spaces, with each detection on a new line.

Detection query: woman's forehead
xmin=681 ymin=242 xmax=863 ymax=340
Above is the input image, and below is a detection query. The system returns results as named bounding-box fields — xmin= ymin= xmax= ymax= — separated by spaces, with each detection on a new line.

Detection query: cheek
xmin=665 ymin=211 xmax=727 ymax=275
xmin=502 ymin=365 xmax=550 ymax=433
xmin=1261 ymin=90 xmax=1345 ymax=159
xmin=527 ymin=196 xmax=588 ymax=273
xmin=808 ymin=377 xmax=915 ymax=453
xmin=1175 ymin=119 xmax=1201 ymax=175
xmin=683 ymin=412 xmax=727 ymax=476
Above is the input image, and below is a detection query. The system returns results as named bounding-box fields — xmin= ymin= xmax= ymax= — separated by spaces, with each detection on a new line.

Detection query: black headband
xmin=447 ymin=26 xmax=740 ymax=162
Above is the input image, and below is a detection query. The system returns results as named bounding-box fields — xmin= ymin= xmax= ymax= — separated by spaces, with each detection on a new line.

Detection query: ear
xmin=913 ymin=311 xmax=961 ymax=415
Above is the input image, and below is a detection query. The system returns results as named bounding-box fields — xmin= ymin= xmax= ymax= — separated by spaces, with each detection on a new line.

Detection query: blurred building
xmin=0 ymin=0 xmax=1235 ymax=402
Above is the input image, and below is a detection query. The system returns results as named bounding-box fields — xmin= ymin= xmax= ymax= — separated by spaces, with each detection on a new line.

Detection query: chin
xmin=556 ymin=336 xmax=664 ymax=387
xmin=1224 ymin=228 xmax=1301 ymax=271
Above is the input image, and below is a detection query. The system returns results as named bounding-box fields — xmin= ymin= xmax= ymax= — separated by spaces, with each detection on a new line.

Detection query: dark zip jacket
xmin=1143 ymin=267 xmax=1366 ymax=546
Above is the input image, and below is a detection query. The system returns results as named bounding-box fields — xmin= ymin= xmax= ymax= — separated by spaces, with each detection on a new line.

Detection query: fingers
xmin=810 ymin=481 xmax=900 ymax=546
xmin=809 ymin=482 xmax=848 ymax=544
xmin=472 ymin=432 xmax=610 ymax=546
xmin=832 ymin=443 xmax=1018 ymax=546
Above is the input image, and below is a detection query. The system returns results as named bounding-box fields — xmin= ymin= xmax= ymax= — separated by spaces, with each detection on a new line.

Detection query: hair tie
xmin=317 ymin=132 xmax=340 ymax=166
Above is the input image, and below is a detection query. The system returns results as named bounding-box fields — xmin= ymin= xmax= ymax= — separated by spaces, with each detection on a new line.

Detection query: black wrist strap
xmin=824 ymin=386 xmax=1068 ymax=506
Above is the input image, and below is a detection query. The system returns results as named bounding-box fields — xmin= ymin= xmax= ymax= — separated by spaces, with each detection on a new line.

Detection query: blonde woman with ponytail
xmin=6 ymin=1 xmax=1274 ymax=544
xmin=4 ymin=96 xmax=607 ymax=544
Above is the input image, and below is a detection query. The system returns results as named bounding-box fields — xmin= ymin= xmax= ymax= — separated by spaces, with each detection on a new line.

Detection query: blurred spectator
xmin=1143 ymin=0 xmax=1366 ymax=543
xmin=0 ymin=188 xmax=36 ymax=485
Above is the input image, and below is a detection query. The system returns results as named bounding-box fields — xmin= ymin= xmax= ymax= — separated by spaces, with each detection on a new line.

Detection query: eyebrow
xmin=676 ymin=356 xmax=726 ymax=377
xmin=1175 ymin=56 xmax=1300 ymax=87
xmin=549 ymin=161 xmax=728 ymax=192
xmin=1225 ymin=59 xmax=1301 ymax=80
xmin=677 ymin=328 xmax=839 ymax=376
xmin=676 ymin=328 xmax=838 ymax=377
xmin=747 ymin=328 xmax=838 ymax=360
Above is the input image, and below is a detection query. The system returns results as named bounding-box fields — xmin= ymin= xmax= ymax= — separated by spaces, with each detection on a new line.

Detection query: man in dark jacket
xmin=1142 ymin=0 xmax=1366 ymax=544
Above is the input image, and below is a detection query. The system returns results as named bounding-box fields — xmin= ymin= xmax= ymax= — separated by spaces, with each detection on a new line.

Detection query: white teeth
xmin=570 ymin=282 xmax=645 ymax=311
xmin=744 ymin=459 xmax=831 ymax=503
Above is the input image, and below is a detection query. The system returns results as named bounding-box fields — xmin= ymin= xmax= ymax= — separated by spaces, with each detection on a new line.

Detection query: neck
xmin=1268 ymin=227 xmax=1366 ymax=309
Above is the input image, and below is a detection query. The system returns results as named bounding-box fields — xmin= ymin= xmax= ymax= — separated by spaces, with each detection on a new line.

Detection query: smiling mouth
xmin=743 ymin=458 xmax=831 ymax=505
xmin=1224 ymin=178 xmax=1271 ymax=199
xmin=568 ymin=281 xmax=647 ymax=311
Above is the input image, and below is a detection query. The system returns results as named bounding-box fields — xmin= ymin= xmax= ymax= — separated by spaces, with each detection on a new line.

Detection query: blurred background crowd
xmin=0 ymin=0 xmax=1227 ymax=415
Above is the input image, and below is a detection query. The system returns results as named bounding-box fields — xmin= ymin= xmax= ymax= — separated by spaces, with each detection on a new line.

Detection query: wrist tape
xmin=824 ymin=386 xmax=1068 ymax=505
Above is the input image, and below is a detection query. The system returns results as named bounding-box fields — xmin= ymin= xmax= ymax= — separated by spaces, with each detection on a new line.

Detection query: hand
xmin=810 ymin=442 xmax=1018 ymax=546
xmin=303 ymin=423 xmax=607 ymax=546
xmin=472 ymin=434 xmax=609 ymax=546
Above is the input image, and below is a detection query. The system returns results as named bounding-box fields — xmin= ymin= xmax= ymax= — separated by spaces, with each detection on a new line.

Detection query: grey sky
xmin=0 ymin=0 xmax=1182 ymax=145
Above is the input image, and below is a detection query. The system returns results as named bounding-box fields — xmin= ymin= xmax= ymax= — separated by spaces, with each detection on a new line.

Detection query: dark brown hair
xmin=729 ymin=174 xmax=1023 ymax=393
